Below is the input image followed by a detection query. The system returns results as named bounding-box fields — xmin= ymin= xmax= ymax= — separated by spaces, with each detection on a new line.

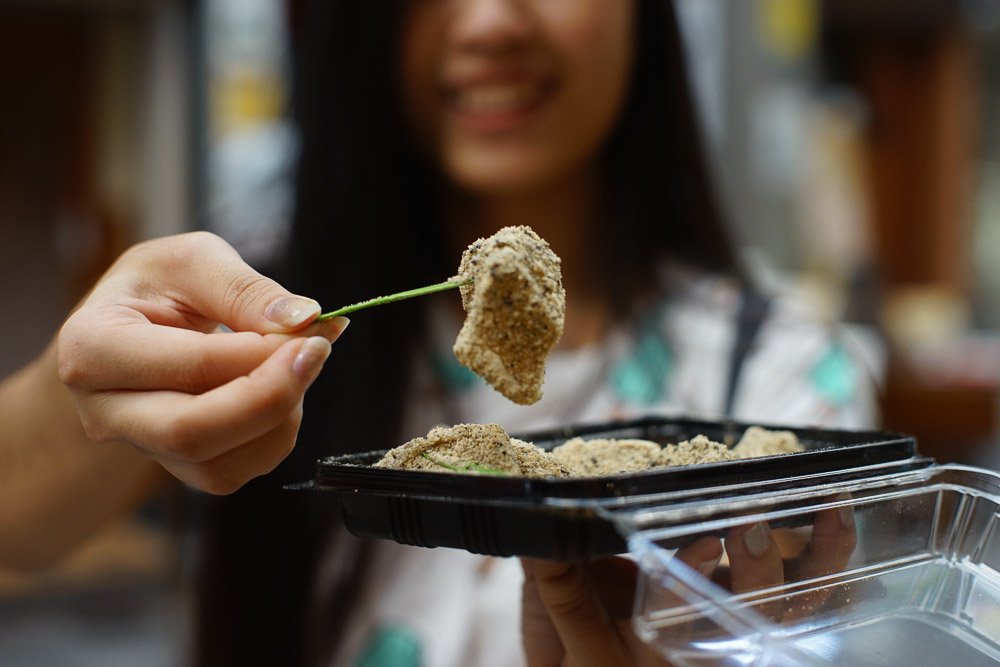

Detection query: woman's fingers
xmin=522 ymin=557 xmax=672 ymax=667
xmin=628 ymin=538 xmax=723 ymax=652
xmin=75 ymin=336 xmax=332 ymax=470
xmin=521 ymin=559 xmax=565 ymax=667
xmin=792 ymin=499 xmax=857 ymax=579
xmin=780 ymin=498 xmax=858 ymax=621
xmin=112 ymin=231 xmax=324 ymax=334
xmin=59 ymin=316 xmax=349 ymax=393
xmin=723 ymin=522 xmax=786 ymax=622
xmin=643 ymin=513 xmax=855 ymax=639
xmin=521 ymin=558 xmax=634 ymax=667
xmin=724 ymin=522 xmax=784 ymax=593
xmin=583 ymin=557 xmax=640 ymax=618
xmin=674 ymin=536 xmax=725 ymax=580
xmin=152 ymin=403 xmax=303 ymax=494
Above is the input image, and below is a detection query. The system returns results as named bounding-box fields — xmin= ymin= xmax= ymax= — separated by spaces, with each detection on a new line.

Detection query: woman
xmin=185 ymin=1 xmax=875 ymax=665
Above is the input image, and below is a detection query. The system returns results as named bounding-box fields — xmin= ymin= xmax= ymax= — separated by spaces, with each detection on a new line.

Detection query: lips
xmin=449 ymin=80 xmax=545 ymax=113
xmin=442 ymin=75 xmax=554 ymax=132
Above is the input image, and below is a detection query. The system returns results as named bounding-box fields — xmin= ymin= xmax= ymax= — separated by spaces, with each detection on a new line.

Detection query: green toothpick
xmin=316 ymin=278 xmax=473 ymax=322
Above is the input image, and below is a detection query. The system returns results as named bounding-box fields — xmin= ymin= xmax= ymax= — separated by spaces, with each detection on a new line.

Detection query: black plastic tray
xmin=302 ymin=416 xmax=925 ymax=560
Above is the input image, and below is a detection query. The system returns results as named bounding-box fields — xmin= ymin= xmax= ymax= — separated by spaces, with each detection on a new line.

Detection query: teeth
xmin=453 ymin=83 xmax=540 ymax=113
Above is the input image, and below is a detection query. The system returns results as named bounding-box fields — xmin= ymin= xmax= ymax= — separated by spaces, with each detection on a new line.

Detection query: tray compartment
xmin=305 ymin=416 xmax=924 ymax=559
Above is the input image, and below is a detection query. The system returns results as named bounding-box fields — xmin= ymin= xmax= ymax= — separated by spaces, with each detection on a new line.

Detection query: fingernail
xmin=327 ymin=316 xmax=351 ymax=341
xmin=293 ymin=336 xmax=332 ymax=384
xmin=743 ymin=522 xmax=770 ymax=558
xmin=266 ymin=296 xmax=321 ymax=329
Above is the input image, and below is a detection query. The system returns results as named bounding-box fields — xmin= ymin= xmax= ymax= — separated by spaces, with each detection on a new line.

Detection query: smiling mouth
xmin=443 ymin=78 xmax=554 ymax=129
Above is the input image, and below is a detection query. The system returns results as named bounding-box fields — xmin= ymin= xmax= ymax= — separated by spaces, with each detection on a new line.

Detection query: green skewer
xmin=420 ymin=452 xmax=510 ymax=476
xmin=315 ymin=277 xmax=473 ymax=322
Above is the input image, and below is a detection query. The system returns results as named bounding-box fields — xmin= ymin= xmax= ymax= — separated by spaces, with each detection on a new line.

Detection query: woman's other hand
xmin=521 ymin=505 xmax=857 ymax=666
xmin=57 ymin=232 xmax=348 ymax=494
xmin=522 ymin=556 xmax=668 ymax=667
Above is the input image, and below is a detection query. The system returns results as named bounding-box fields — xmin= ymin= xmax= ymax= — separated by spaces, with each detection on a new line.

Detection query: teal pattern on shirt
xmin=355 ymin=625 xmax=422 ymax=667
xmin=611 ymin=322 xmax=674 ymax=405
xmin=809 ymin=340 xmax=856 ymax=406
xmin=432 ymin=348 xmax=481 ymax=392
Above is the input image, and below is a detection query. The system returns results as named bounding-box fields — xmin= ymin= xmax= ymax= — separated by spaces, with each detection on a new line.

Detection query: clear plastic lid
xmin=615 ymin=464 xmax=1000 ymax=666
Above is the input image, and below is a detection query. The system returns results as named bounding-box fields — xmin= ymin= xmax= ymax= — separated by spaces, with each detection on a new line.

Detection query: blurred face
xmin=400 ymin=0 xmax=636 ymax=196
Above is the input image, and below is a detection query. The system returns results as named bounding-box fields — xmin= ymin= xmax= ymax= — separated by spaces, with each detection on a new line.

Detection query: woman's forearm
xmin=0 ymin=340 xmax=169 ymax=572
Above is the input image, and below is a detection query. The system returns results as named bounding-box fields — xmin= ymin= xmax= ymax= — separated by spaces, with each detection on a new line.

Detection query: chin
xmin=446 ymin=153 xmax=563 ymax=198
xmin=453 ymin=173 xmax=541 ymax=197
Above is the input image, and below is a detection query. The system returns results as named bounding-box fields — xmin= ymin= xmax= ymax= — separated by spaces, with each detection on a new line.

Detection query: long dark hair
xmin=188 ymin=1 xmax=742 ymax=665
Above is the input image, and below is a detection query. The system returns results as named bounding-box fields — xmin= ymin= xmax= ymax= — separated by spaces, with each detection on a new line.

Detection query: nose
xmin=450 ymin=0 xmax=534 ymax=54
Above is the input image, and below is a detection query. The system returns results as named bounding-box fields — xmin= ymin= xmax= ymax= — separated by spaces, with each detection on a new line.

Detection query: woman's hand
xmin=57 ymin=231 xmax=348 ymax=494
xmin=521 ymin=503 xmax=857 ymax=666
xmin=522 ymin=556 xmax=668 ymax=667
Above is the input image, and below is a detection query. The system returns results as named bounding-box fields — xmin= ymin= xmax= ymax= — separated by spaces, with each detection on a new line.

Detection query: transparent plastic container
xmin=613 ymin=464 xmax=1000 ymax=666
xmin=303 ymin=416 xmax=1000 ymax=663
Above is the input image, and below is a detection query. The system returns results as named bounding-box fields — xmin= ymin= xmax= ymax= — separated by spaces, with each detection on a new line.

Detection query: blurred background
xmin=1 ymin=0 xmax=998 ymax=664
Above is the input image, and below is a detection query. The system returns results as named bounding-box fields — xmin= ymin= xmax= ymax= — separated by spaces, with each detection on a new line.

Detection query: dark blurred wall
xmin=0 ymin=16 xmax=106 ymax=377
xmin=0 ymin=3 xmax=193 ymax=378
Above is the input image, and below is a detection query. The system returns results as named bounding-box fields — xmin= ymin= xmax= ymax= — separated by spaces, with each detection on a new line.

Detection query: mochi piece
xmin=551 ymin=437 xmax=664 ymax=476
xmin=731 ymin=426 xmax=803 ymax=458
xmin=452 ymin=226 xmax=565 ymax=405
xmin=374 ymin=423 xmax=521 ymax=474
xmin=374 ymin=424 xmax=573 ymax=478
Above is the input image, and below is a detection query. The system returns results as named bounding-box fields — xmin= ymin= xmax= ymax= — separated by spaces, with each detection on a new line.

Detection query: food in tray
xmin=555 ymin=434 xmax=739 ymax=475
xmin=373 ymin=423 xmax=574 ymax=478
xmin=451 ymin=225 xmax=565 ymax=406
xmin=730 ymin=425 xmax=802 ymax=457
xmin=375 ymin=423 xmax=805 ymax=478
xmin=550 ymin=437 xmax=670 ymax=476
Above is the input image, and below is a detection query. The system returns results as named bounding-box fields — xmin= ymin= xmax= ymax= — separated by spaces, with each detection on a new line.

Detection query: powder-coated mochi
xmin=452 ymin=226 xmax=565 ymax=405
